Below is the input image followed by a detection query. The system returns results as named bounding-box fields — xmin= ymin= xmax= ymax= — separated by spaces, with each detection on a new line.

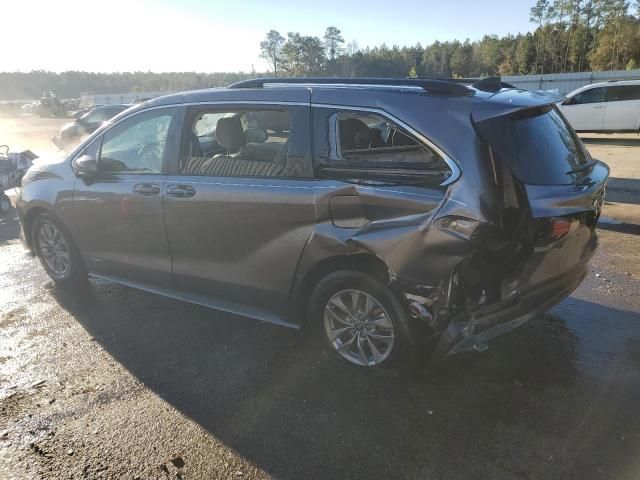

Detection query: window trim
xmin=605 ymin=84 xmax=640 ymax=102
xmin=70 ymin=101 xmax=459 ymax=184
xmin=97 ymin=107 xmax=176 ymax=175
xmin=71 ymin=106 xmax=181 ymax=176
xmin=572 ymin=87 xmax=607 ymax=105
xmin=70 ymin=101 xmax=312 ymax=179
xmin=174 ymin=102 xmax=311 ymax=180
xmin=313 ymin=104 xmax=460 ymax=187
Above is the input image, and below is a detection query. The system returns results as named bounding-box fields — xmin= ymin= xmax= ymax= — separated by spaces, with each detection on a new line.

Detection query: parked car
xmin=16 ymin=77 xmax=608 ymax=370
xmin=129 ymin=97 xmax=152 ymax=105
xmin=558 ymin=79 xmax=640 ymax=132
xmin=53 ymin=104 xmax=129 ymax=150
xmin=20 ymin=101 xmax=40 ymax=115
xmin=68 ymin=106 xmax=103 ymax=120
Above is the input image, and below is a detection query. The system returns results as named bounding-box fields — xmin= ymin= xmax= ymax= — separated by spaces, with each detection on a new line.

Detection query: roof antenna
xmin=471 ymin=77 xmax=515 ymax=93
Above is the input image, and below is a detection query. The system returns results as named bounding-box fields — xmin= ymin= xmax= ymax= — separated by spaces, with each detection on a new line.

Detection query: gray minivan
xmin=17 ymin=77 xmax=608 ymax=370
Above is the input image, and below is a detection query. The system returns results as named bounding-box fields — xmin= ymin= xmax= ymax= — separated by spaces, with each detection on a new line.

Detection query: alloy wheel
xmin=37 ymin=222 xmax=71 ymax=278
xmin=323 ymin=289 xmax=395 ymax=367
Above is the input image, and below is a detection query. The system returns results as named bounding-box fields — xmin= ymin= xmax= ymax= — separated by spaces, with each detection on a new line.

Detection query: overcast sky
xmin=3 ymin=0 xmax=536 ymax=73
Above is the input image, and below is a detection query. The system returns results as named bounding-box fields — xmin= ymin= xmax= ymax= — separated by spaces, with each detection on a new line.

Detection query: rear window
xmin=507 ymin=106 xmax=591 ymax=185
xmin=337 ymin=112 xmax=448 ymax=172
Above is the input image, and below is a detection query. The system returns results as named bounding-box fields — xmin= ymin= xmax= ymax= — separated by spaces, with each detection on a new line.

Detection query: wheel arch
xmin=23 ymin=206 xmax=77 ymax=254
xmin=22 ymin=206 xmax=52 ymax=251
xmin=291 ymin=252 xmax=392 ymax=326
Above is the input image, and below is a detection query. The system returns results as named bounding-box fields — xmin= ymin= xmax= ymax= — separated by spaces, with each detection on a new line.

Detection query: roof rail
xmin=228 ymin=77 xmax=472 ymax=95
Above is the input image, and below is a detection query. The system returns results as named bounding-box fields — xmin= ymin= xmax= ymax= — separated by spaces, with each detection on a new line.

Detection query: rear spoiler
xmin=471 ymin=89 xmax=561 ymax=123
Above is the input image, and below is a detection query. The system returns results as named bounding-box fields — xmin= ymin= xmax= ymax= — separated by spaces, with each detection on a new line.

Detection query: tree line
xmin=0 ymin=0 xmax=638 ymax=100
xmin=0 ymin=71 xmax=256 ymax=101
xmin=262 ymin=0 xmax=640 ymax=79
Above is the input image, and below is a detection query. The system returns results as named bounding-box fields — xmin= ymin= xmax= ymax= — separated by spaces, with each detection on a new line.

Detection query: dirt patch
xmin=0 ymin=307 xmax=27 ymax=329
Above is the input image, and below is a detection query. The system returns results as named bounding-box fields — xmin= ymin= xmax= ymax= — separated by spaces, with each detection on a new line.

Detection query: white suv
xmin=558 ymin=80 xmax=640 ymax=132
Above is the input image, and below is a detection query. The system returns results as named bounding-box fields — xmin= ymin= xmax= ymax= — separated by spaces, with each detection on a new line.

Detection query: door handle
xmin=165 ymin=184 xmax=196 ymax=198
xmin=133 ymin=183 xmax=161 ymax=196
xmin=593 ymin=105 xmax=605 ymax=109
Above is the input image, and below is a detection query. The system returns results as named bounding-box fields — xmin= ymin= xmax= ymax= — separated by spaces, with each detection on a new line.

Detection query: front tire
xmin=32 ymin=213 xmax=86 ymax=285
xmin=308 ymin=270 xmax=416 ymax=371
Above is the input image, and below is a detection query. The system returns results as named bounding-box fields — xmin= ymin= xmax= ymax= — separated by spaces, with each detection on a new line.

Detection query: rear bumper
xmin=431 ymin=259 xmax=589 ymax=358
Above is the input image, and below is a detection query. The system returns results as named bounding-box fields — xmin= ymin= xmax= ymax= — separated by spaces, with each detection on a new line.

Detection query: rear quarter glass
xmin=507 ymin=105 xmax=591 ymax=185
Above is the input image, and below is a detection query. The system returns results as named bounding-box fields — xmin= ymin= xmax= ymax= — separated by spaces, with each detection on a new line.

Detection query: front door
xmin=562 ymin=86 xmax=607 ymax=131
xmin=72 ymin=107 xmax=180 ymax=286
xmin=162 ymin=102 xmax=316 ymax=317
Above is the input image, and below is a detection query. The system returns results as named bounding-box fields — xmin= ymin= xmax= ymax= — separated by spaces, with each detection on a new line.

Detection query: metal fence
xmin=503 ymin=69 xmax=640 ymax=96
xmin=80 ymin=70 xmax=640 ymax=105
xmin=81 ymin=91 xmax=176 ymax=107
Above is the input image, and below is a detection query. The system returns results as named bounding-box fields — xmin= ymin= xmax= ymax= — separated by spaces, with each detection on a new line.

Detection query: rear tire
xmin=32 ymin=213 xmax=87 ymax=285
xmin=308 ymin=270 xmax=417 ymax=372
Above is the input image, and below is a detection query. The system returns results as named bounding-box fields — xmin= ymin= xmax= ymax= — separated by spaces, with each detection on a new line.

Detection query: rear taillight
xmin=550 ymin=218 xmax=573 ymax=239
xmin=434 ymin=216 xmax=481 ymax=240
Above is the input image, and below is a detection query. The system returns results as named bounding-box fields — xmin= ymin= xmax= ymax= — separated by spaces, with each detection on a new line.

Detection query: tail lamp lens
xmin=435 ymin=216 xmax=480 ymax=239
xmin=550 ymin=218 xmax=573 ymax=239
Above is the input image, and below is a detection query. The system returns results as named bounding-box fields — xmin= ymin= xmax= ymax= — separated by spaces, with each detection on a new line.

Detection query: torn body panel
xmin=291 ymin=179 xmax=484 ymax=338
xmin=429 ymin=103 xmax=608 ymax=357
xmin=294 ymin=94 xmax=607 ymax=360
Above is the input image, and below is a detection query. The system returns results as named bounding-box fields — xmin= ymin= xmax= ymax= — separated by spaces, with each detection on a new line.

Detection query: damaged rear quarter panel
xmin=292 ymin=88 xmax=572 ymax=334
xmin=297 ymin=92 xmax=502 ymax=286
xmin=291 ymin=93 xmax=505 ymax=324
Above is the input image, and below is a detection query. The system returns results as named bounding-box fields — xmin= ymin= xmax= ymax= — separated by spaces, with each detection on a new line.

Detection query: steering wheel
xmin=136 ymin=142 xmax=163 ymax=171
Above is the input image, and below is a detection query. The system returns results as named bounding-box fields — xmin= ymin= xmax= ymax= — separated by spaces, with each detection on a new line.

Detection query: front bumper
xmin=431 ymin=260 xmax=589 ymax=359
xmin=14 ymin=192 xmax=32 ymax=253
xmin=19 ymin=223 xmax=32 ymax=253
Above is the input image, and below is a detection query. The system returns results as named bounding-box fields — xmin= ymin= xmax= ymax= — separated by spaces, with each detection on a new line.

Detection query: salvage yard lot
xmin=1 ymin=116 xmax=640 ymax=480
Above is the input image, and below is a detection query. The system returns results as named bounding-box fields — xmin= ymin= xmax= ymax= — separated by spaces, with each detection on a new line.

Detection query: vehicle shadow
xmin=598 ymin=218 xmax=640 ymax=235
xmin=50 ymin=282 xmax=629 ymax=479
xmin=580 ymin=137 xmax=640 ymax=147
xmin=604 ymin=177 xmax=640 ymax=206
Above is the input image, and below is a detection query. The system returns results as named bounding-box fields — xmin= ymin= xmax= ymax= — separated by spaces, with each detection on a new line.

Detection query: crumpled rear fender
xmin=289 ymin=181 xmax=490 ymax=326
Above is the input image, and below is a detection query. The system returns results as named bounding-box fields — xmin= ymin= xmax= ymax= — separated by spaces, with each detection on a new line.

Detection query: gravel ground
xmin=0 ymin=118 xmax=639 ymax=479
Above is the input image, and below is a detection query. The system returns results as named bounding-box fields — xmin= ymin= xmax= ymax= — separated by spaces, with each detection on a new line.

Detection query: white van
xmin=558 ymin=80 xmax=640 ymax=132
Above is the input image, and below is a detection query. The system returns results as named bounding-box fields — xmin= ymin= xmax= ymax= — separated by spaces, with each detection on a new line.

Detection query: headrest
xmin=251 ymin=110 xmax=290 ymax=132
xmin=341 ymin=117 xmax=371 ymax=149
xmin=216 ymin=117 xmax=246 ymax=151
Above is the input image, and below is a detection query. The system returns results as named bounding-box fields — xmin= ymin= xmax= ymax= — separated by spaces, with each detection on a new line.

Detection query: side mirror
xmin=245 ymin=128 xmax=268 ymax=143
xmin=73 ymin=154 xmax=98 ymax=178
xmin=562 ymin=97 xmax=577 ymax=106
